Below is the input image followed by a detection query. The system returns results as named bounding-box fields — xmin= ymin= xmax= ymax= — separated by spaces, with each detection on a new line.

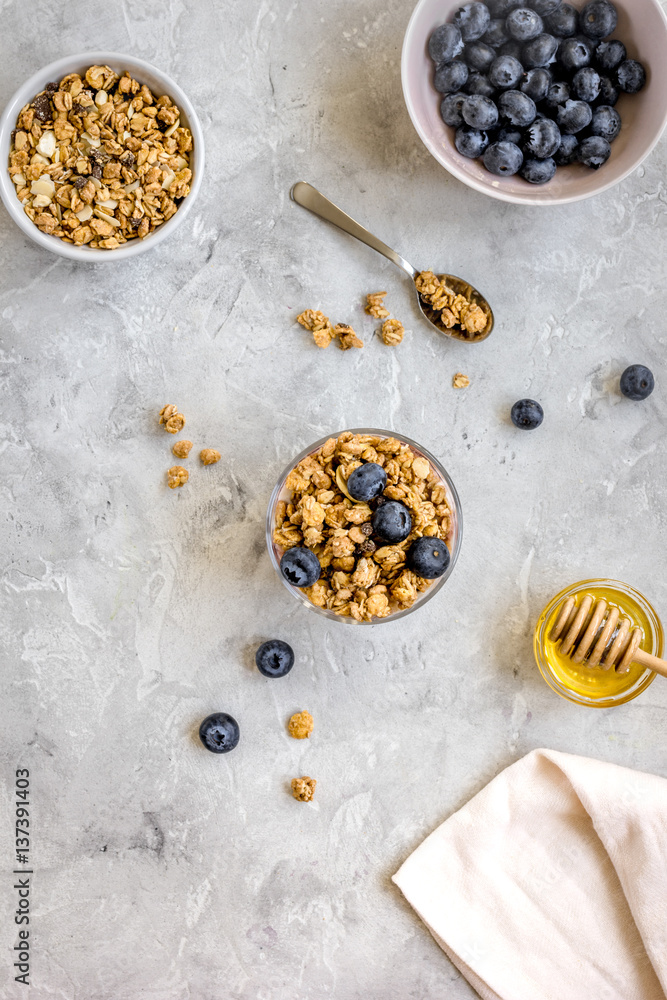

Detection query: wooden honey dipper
xmin=549 ymin=595 xmax=667 ymax=678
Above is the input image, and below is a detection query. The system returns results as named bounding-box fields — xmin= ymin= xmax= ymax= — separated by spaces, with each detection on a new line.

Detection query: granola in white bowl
xmin=6 ymin=62 xmax=194 ymax=251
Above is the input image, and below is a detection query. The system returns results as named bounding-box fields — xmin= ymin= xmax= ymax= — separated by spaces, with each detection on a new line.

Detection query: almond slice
xmin=30 ymin=177 xmax=55 ymax=197
xmin=164 ymin=117 xmax=180 ymax=138
xmin=94 ymin=208 xmax=121 ymax=228
xmin=75 ymin=204 xmax=93 ymax=222
xmin=36 ymin=131 xmax=56 ymax=158
xmin=335 ymin=466 xmax=355 ymax=502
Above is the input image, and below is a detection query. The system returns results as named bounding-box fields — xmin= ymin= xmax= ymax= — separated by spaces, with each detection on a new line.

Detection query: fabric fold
xmin=393 ymin=749 xmax=667 ymax=1000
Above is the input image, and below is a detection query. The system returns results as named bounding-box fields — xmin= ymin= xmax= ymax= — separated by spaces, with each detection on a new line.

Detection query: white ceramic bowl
xmin=402 ymin=0 xmax=667 ymax=205
xmin=0 ymin=52 xmax=204 ymax=261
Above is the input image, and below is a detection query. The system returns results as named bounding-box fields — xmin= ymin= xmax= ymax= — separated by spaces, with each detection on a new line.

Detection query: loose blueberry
xmin=483 ymin=140 xmax=524 ymax=174
xmin=407 ymin=536 xmax=451 ymax=579
xmin=619 ymin=364 xmax=654 ymax=401
xmin=453 ymin=2 xmax=492 ymax=41
xmin=455 ymin=124 xmax=491 ymax=156
xmin=596 ymin=75 xmax=619 ymax=106
xmin=522 ymin=32 xmax=559 ymax=67
xmin=554 ymin=132 xmax=579 ymax=164
xmin=521 ymin=67 xmax=552 ymax=102
xmin=371 ymin=500 xmax=413 ymax=543
xmin=498 ymin=89 xmax=536 ymax=126
xmin=558 ymin=37 xmax=592 ymax=71
xmin=280 ymin=546 xmax=321 ymax=587
xmin=616 ymin=59 xmax=646 ymax=94
xmin=199 ymin=713 xmax=240 ymax=754
xmin=507 ymin=7 xmax=544 ymax=40
xmin=497 ymin=125 xmax=524 ymax=144
xmin=489 ymin=54 xmax=524 ymax=88
xmin=465 ymin=72 xmax=497 ymax=96
xmin=545 ymin=81 xmax=570 ymax=107
xmin=528 ymin=0 xmax=562 ymax=14
xmin=255 ymin=639 xmax=295 ymax=678
xmin=571 ymin=66 xmax=601 ymax=102
xmin=511 ymin=398 xmax=544 ymax=428
xmin=577 ymin=134 xmax=611 ymax=168
xmin=435 ymin=60 xmax=470 ymax=94
xmin=590 ymin=104 xmax=621 ymax=140
xmin=440 ymin=91 xmax=468 ymax=126
xmin=429 ymin=23 xmax=465 ymax=64
xmin=465 ymin=40 xmax=496 ymax=71
xmin=556 ymin=98 xmax=593 ymax=134
xmin=520 ymin=156 xmax=557 ymax=183
xmin=347 ymin=462 xmax=387 ymax=501
xmin=483 ymin=18 xmax=510 ymax=47
xmin=462 ymin=94 xmax=499 ymax=128
xmin=523 ymin=116 xmax=561 ymax=156
xmin=499 ymin=39 xmax=525 ymax=60
xmin=579 ymin=0 xmax=617 ymax=39
xmin=595 ymin=39 xmax=625 ymax=71
xmin=544 ymin=3 xmax=578 ymax=37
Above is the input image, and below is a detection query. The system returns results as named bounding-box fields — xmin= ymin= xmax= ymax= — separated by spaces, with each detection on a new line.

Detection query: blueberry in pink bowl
xmin=427 ymin=0 xmax=647 ymax=185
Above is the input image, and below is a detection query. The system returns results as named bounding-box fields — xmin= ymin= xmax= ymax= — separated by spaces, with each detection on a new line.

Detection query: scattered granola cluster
xmin=296 ymin=310 xmax=363 ymax=350
xmin=158 ymin=404 xmax=220 ymax=488
xmin=288 ymin=711 xmax=314 ymax=740
xmin=8 ymin=66 xmax=193 ymax=250
xmin=366 ymin=292 xmax=405 ymax=346
xmin=291 ymin=776 xmax=317 ymax=802
xmin=453 ymin=373 xmax=470 ymax=389
xmin=273 ymin=432 xmax=453 ymax=621
xmin=415 ymin=271 xmax=489 ymax=339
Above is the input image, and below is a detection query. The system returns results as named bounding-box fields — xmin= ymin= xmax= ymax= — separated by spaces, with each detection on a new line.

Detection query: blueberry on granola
xmin=255 ymin=639 xmax=295 ymax=678
xmin=199 ymin=713 xmax=240 ymax=754
xmin=346 ymin=462 xmax=388 ymax=502
xmin=407 ymin=537 xmax=451 ymax=579
xmin=620 ymin=365 xmax=654 ymax=401
xmin=280 ymin=547 xmax=321 ymax=587
xmin=372 ymin=501 xmax=413 ymax=543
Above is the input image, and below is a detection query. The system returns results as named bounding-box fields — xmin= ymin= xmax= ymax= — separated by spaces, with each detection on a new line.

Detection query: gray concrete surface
xmin=1 ymin=0 xmax=666 ymax=997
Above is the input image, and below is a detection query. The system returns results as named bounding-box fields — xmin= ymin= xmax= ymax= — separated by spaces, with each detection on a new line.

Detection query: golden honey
xmin=534 ymin=579 xmax=664 ymax=708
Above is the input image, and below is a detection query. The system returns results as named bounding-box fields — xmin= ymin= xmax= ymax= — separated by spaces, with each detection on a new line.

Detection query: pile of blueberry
xmin=429 ymin=0 xmax=646 ymax=184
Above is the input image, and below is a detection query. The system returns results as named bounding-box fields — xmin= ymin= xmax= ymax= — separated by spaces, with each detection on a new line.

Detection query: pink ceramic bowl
xmin=401 ymin=0 xmax=667 ymax=205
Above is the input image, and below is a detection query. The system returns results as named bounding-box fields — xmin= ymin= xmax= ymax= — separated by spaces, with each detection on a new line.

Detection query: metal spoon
xmin=290 ymin=181 xmax=494 ymax=343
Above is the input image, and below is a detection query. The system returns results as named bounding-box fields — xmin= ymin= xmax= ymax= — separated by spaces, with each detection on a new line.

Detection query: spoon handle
xmin=291 ymin=182 xmax=417 ymax=280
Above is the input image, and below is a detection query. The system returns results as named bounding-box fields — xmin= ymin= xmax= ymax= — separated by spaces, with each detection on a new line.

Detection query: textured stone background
xmin=1 ymin=0 xmax=666 ymax=997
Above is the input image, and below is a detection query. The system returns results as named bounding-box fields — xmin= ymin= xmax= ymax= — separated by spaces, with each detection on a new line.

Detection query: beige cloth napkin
xmin=393 ymin=749 xmax=667 ymax=1000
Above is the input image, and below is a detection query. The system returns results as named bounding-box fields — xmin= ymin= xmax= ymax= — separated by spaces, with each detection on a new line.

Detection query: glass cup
xmin=266 ymin=428 xmax=462 ymax=624
xmin=534 ymin=578 xmax=664 ymax=707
